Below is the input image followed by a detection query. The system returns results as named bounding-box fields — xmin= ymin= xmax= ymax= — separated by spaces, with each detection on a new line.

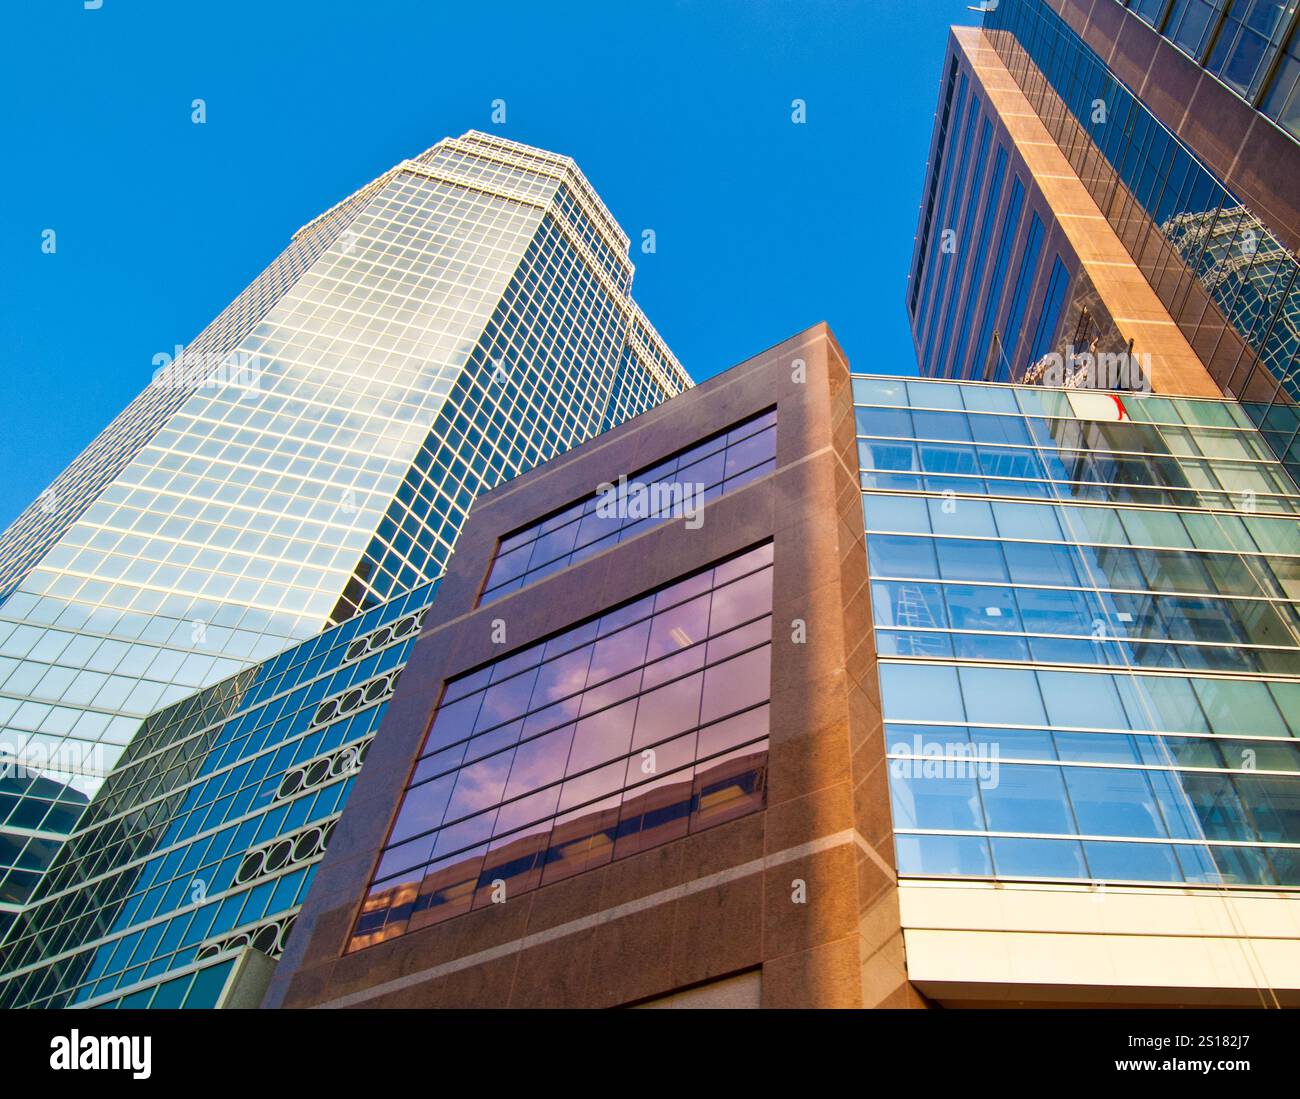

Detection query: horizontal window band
xmin=895 ymin=829 xmax=1300 ymax=852
xmin=390 ymin=698 xmax=772 ymax=861
xmin=426 ymin=622 xmax=773 ymax=762
xmin=868 ymin=573 xmax=1300 ymax=603
xmin=887 ymin=751 xmax=1300 ymax=778
xmin=371 ymin=730 xmax=771 ymax=890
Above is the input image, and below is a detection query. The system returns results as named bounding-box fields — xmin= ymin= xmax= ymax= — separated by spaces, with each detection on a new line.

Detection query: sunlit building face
xmin=0 ymin=131 xmax=688 ymax=930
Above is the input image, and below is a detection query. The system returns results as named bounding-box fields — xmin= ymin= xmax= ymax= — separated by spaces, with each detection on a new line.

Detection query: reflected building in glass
xmin=0 ymin=582 xmax=436 ymax=1008
xmin=908 ymin=0 xmax=1300 ymax=480
xmin=857 ymin=370 xmax=1300 ymax=1003
xmin=0 ymin=130 xmax=689 ymax=932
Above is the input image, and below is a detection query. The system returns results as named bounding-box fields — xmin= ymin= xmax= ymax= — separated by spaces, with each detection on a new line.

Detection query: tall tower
xmin=906 ymin=0 xmax=1299 ymax=478
xmin=905 ymin=24 xmax=1224 ymax=397
xmin=883 ymin=0 xmax=1300 ymax=1007
xmin=0 ymin=131 xmax=689 ymax=930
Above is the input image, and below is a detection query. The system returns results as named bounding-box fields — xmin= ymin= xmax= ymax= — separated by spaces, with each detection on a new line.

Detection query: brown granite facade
xmin=979 ymin=1 xmax=1298 ymax=418
xmin=262 ymin=324 xmax=924 ymax=1009
xmin=909 ymin=26 xmax=1222 ymax=397
xmin=1048 ymin=0 xmax=1300 ymax=255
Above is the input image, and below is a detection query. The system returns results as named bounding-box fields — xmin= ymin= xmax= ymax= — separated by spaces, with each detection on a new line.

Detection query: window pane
xmin=868 ymin=535 xmax=939 ymax=578
xmin=890 ymin=773 xmax=985 ymax=830
xmin=701 ymin=648 xmax=770 ymax=724
xmin=1064 ymin=767 xmax=1168 ymax=838
xmin=959 ymin=666 xmax=1048 ymax=725
xmin=981 ymin=764 xmax=1074 ymax=833
xmin=935 ymin=538 xmax=1008 ymax=581
xmin=632 ymin=673 xmax=703 ymax=750
xmin=894 ymin=833 xmax=992 ymax=876
xmin=990 ymin=837 xmax=1087 ymax=878
xmin=879 ymin=663 xmax=965 ymax=722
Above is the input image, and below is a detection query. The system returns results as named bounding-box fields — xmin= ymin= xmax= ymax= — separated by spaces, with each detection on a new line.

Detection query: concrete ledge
xmin=900 ymin=879 xmax=1300 ymax=1006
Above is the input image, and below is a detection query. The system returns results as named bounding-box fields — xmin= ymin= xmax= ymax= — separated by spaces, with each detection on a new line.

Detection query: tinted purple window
xmin=350 ymin=543 xmax=774 ymax=951
xmin=478 ymin=411 xmax=777 ymax=606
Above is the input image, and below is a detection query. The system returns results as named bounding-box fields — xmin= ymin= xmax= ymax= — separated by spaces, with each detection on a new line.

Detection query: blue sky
xmin=0 ymin=0 xmax=978 ymax=530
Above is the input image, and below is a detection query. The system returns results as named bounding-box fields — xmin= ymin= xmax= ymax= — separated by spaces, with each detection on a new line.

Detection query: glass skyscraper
xmin=909 ymin=1 xmax=1299 ymax=481
xmin=981 ymin=0 xmax=1298 ymax=467
xmin=0 ymin=130 xmax=689 ymax=932
xmin=925 ymin=0 xmax=1300 ymax=468
xmin=905 ymin=22 xmax=1227 ymax=397
xmin=0 ymin=580 xmax=437 ymax=1008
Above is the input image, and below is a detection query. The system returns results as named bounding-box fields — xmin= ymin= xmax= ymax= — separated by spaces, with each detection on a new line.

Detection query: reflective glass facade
xmin=1123 ymin=0 xmax=1300 ymax=136
xmin=0 ymin=131 xmax=689 ymax=928
xmin=984 ymin=0 xmax=1300 ymax=473
xmin=350 ymin=544 xmax=774 ymax=951
xmin=479 ymin=410 xmax=776 ymax=604
xmin=855 ymin=373 xmax=1300 ymax=889
xmin=0 ymin=581 xmax=434 ymax=1009
xmin=905 ymin=30 xmax=1140 ymax=387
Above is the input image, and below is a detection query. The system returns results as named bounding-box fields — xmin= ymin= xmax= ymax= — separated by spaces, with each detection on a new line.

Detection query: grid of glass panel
xmin=0 ymin=131 xmax=689 ymax=923
xmin=883 ymin=666 xmax=1300 ymax=887
xmin=856 ymin=378 xmax=1299 ymax=513
xmin=0 ymin=582 xmax=435 ymax=1009
xmin=351 ymin=544 xmax=774 ymax=951
xmin=1205 ymin=1 xmax=1295 ymax=101
xmin=984 ymin=0 xmax=1300 ymax=476
xmin=479 ymin=411 xmax=777 ymax=604
xmin=1165 ymin=0 xmax=1232 ymax=58
xmin=910 ymin=56 xmax=961 ymax=318
xmin=338 ymin=215 xmax=687 ymax=621
xmin=1260 ymin=18 xmax=1300 ymax=134
xmin=0 ymin=182 xmax=381 ymax=931
xmin=604 ymin=307 xmax=685 ymax=432
xmin=907 ymin=55 xmax=1082 ymax=385
xmin=418 ymin=132 xmax=636 ymax=292
xmin=1121 ymin=0 xmax=1298 ymax=132
xmin=950 ymin=146 xmax=1009 ymax=379
xmin=855 ymin=374 xmax=1300 ymax=889
xmin=917 ymin=76 xmax=980 ymax=369
xmin=0 ymin=188 xmax=371 ymax=610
